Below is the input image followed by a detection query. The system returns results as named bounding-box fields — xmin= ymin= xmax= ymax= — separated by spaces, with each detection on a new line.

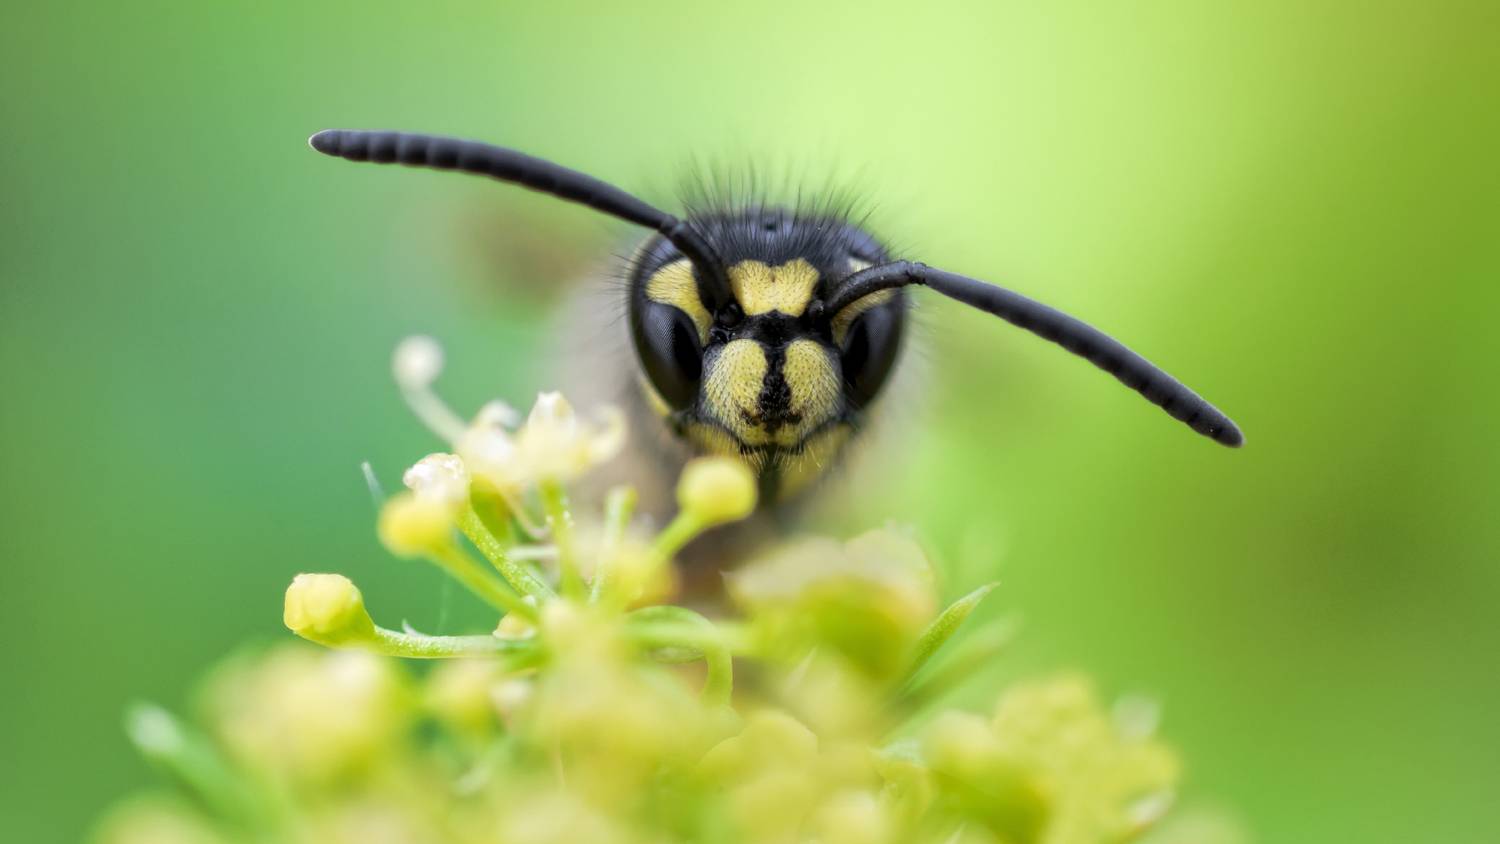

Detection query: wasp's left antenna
xmin=308 ymin=129 xmax=729 ymax=307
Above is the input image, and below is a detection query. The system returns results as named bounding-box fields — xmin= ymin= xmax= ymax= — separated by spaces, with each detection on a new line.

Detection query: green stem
xmin=628 ymin=623 xmax=740 ymax=657
xmin=459 ymin=504 xmax=555 ymax=602
xmin=626 ymin=606 xmax=733 ymax=707
xmin=369 ymin=626 xmax=538 ymax=659
xmin=590 ymin=485 xmax=638 ymax=605
xmin=428 ymin=543 xmax=538 ymax=622
xmin=125 ymin=703 xmax=275 ymax=830
xmin=627 ymin=620 xmax=754 ymax=655
xmin=650 ymin=512 xmax=706 ymax=562
xmin=539 ymin=479 xmax=584 ymax=599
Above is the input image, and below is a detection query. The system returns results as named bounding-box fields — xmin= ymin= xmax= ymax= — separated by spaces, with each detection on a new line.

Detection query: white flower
xmin=456 ymin=403 xmax=524 ymax=490
xmin=390 ymin=336 xmax=626 ymax=496
xmin=402 ymin=453 xmax=471 ymax=509
xmin=510 ymin=392 xmax=625 ymax=486
xmin=452 ymin=392 xmax=625 ymax=494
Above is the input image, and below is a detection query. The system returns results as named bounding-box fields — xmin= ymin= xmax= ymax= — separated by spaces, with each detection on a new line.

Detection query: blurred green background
xmin=3 ymin=1 xmax=1496 ymax=841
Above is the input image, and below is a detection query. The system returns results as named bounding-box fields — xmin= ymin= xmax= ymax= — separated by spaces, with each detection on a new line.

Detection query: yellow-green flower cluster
xmin=95 ymin=339 xmax=1234 ymax=844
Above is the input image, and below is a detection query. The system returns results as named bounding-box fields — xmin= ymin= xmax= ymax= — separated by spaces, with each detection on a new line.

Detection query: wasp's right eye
xmin=839 ymin=299 xmax=904 ymax=409
xmin=633 ymin=301 xmax=703 ymax=410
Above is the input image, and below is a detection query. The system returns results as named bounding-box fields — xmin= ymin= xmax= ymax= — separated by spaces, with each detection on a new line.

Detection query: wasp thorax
xmin=626 ymin=211 xmax=907 ymax=497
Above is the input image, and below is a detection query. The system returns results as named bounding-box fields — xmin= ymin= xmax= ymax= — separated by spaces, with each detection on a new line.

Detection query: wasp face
xmin=628 ymin=210 xmax=907 ymax=498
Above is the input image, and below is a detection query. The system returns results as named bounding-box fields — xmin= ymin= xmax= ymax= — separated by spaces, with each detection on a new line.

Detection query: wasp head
xmin=628 ymin=209 xmax=907 ymax=499
xmin=309 ymin=128 xmax=1243 ymax=510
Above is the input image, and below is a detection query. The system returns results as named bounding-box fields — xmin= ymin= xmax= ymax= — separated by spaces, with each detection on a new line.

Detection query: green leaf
xmin=905 ymin=582 xmax=999 ymax=681
xmin=898 ymin=618 xmax=1021 ymax=707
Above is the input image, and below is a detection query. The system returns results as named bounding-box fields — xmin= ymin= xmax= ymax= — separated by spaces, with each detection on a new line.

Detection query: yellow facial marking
xmin=776 ymin=425 xmax=852 ymax=499
xmin=782 ymin=340 xmax=841 ymax=435
xmin=727 ymin=259 xmax=821 ymax=316
xmin=636 ymin=373 xmax=673 ymax=419
xmin=702 ymin=340 xmax=770 ymax=444
xmin=645 ymin=259 xmax=711 ymax=342
xmin=682 ymin=422 xmax=768 ymax=471
xmin=831 ymin=259 xmax=889 ymax=346
xmin=698 ymin=337 xmax=842 ymax=450
xmin=832 ymin=290 xmax=894 ymax=346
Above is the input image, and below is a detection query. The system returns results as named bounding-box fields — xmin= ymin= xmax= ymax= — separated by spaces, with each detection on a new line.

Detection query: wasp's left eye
xmin=839 ymin=300 xmax=904 ymax=409
xmin=632 ymin=301 xmax=703 ymax=410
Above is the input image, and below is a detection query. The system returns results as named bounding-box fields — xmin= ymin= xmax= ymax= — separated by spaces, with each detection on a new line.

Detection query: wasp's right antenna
xmin=828 ymin=261 xmax=1244 ymax=447
xmin=308 ymin=129 xmax=730 ymax=309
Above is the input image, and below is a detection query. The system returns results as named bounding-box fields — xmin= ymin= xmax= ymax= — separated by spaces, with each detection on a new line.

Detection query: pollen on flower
xmin=677 ymin=456 xmax=758 ymax=526
xmin=403 ymin=453 xmax=470 ymax=509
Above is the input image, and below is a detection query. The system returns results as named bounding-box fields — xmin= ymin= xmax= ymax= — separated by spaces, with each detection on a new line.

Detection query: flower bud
xmin=206 ymin=646 xmax=410 ymax=786
xmin=700 ymin=709 xmax=818 ymax=780
xmin=92 ymin=797 xmax=227 ymax=844
xmin=922 ymin=710 xmax=1000 ymax=778
xmin=491 ymin=677 xmax=534 ymax=725
xmin=392 ymin=335 xmax=443 ymax=389
xmin=377 ymin=492 xmax=454 ymax=556
xmin=676 ymin=457 xmax=757 ymax=526
xmin=283 ymin=573 xmax=376 ymax=646
xmin=729 ymin=528 xmax=938 ymax=681
xmin=424 ymin=659 xmax=502 ymax=736
xmin=813 ymin=790 xmax=892 ymax=844
xmin=922 ymin=710 xmax=1045 ymax=841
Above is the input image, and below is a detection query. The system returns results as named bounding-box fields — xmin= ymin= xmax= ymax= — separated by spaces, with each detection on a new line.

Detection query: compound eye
xmin=634 ymin=301 xmax=704 ymax=410
xmin=839 ymin=301 xmax=903 ymax=409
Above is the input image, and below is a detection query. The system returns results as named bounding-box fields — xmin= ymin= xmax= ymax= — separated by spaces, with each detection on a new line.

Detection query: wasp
xmin=310 ymin=129 xmax=1242 ymax=513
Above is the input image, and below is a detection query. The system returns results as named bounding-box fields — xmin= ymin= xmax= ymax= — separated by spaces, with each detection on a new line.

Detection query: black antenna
xmin=827 ymin=261 xmax=1244 ymax=447
xmin=308 ymin=129 xmax=729 ymax=307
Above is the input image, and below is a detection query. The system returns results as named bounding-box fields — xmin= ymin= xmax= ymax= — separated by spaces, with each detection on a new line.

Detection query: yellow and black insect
xmin=310 ymin=129 xmax=1242 ymax=505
